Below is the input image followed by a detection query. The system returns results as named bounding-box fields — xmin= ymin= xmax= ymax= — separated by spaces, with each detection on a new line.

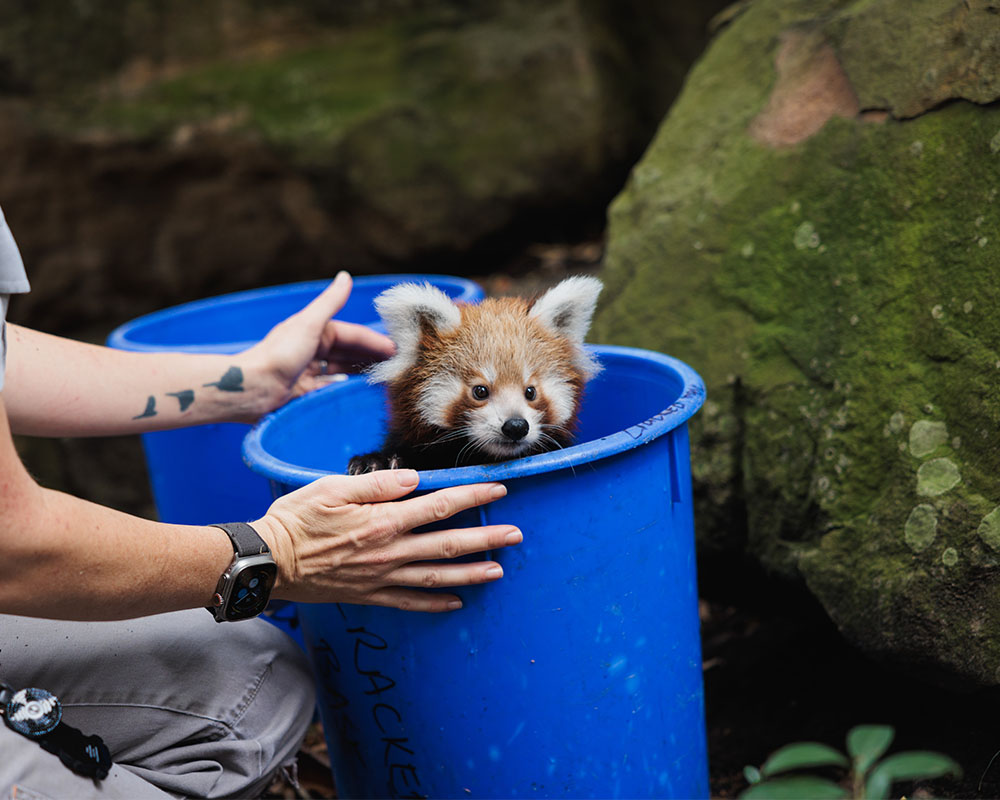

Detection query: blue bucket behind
xmin=244 ymin=345 xmax=709 ymax=799
xmin=105 ymin=275 xmax=484 ymax=526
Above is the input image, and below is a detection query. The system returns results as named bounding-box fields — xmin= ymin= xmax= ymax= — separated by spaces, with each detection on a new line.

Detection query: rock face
xmin=593 ymin=0 xmax=1000 ymax=689
xmin=0 ymin=0 xmax=728 ymax=340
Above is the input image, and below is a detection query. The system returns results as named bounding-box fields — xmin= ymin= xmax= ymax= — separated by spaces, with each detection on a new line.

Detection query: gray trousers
xmin=0 ymin=609 xmax=316 ymax=799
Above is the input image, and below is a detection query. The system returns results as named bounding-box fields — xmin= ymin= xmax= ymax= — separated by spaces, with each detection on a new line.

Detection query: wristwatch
xmin=207 ymin=522 xmax=278 ymax=623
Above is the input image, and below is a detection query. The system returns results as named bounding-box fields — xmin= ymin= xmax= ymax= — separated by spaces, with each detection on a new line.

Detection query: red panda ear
xmin=529 ymin=276 xmax=602 ymax=341
xmin=530 ymin=276 xmax=603 ymax=378
xmin=368 ymin=283 xmax=461 ymax=383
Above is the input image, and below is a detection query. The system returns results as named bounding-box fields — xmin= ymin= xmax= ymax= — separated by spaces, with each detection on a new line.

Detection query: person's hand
xmin=244 ymin=272 xmax=395 ymax=416
xmin=253 ymin=469 xmax=520 ymax=612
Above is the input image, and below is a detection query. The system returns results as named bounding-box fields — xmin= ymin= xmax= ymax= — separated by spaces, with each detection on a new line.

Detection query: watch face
xmin=225 ymin=558 xmax=278 ymax=621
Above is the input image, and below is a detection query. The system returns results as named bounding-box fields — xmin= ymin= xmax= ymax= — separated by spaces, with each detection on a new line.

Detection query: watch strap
xmin=207 ymin=523 xmax=274 ymax=622
xmin=211 ymin=522 xmax=270 ymax=558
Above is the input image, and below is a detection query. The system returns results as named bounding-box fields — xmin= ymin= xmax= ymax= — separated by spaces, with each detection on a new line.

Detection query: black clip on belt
xmin=0 ymin=681 xmax=111 ymax=780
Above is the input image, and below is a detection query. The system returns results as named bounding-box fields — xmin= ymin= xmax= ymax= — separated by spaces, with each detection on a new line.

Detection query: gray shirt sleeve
xmin=0 ymin=206 xmax=30 ymax=294
xmin=0 ymin=205 xmax=31 ymax=392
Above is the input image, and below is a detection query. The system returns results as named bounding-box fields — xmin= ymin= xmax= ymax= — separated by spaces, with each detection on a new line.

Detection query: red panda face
xmin=455 ymin=376 xmax=574 ymax=460
xmin=368 ymin=276 xmax=602 ymax=467
xmin=420 ymin=332 xmax=580 ymax=458
xmin=409 ymin=298 xmax=588 ymax=460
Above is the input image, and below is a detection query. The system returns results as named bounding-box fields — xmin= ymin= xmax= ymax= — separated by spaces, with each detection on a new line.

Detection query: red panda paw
xmin=347 ymin=452 xmax=405 ymax=475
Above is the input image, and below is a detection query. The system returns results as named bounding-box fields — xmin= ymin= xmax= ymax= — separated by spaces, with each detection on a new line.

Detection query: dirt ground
xmin=697 ymin=591 xmax=993 ymax=800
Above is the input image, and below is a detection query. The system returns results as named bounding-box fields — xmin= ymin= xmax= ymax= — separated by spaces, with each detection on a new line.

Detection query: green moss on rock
xmin=35 ymin=0 xmax=728 ymax=260
xmin=904 ymin=505 xmax=938 ymax=553
xmin=594 ymin=0 xmax=1000 ymax=687
xmin=909 ymin=420 xmax=948 ymax=457
xmin=979 ymin=508 xmax=1000 ymax=552
xmin=83 ymin=31 xmax=404 ymax=156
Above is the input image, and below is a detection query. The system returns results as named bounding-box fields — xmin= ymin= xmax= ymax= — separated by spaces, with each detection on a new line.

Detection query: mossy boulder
xmin=594 ymin=0 xmax=1000 ymax=688
xmin=0 ymin=0 xmax=729 ymax=339
xmin=1 ymin=0 xmax=727 ymax=263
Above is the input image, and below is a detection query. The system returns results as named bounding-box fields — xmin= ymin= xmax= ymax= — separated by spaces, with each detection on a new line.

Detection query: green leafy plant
xmin=739 ymin=724 xmax=962 ymax=799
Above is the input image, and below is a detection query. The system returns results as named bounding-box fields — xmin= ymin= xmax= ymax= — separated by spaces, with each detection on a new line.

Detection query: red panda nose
xmin=501 ymin=418 xmax=529 ymax=441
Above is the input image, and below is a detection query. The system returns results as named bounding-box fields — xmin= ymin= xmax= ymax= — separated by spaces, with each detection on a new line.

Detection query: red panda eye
xmin=472 ymin=385 xmax=490 ymax=400
xmin=525 ymin=386 xmax=537 ymax=401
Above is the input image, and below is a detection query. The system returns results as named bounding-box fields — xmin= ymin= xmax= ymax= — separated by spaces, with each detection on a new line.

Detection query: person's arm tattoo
xmin=203 ymin=366 xmax=244 ymax=392
xmin=132 ymin=396 xmax=157 ymax=419
xmin=166 ymin=390 xmax=195 ymax=412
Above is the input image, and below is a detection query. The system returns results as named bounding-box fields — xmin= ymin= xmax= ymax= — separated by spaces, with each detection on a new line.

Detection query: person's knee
xmin=179 ymin=614 xmax=315 ymax=758
xmin=217 ymin=620 xmax=316 ymax=797
xmin=119 ymin=617 xmax=316 ymax=799
xmin=238 ymin=619 xmax=316 ymax=747
xmin=0 ymin=611 xmax=317 ymax=799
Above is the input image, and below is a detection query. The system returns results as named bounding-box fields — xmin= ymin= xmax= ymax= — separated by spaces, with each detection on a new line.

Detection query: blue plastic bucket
xmin=106 ymin=276 xmax=484 ymax=526
xmin=244 ymin=344 xmax=708 ymax=799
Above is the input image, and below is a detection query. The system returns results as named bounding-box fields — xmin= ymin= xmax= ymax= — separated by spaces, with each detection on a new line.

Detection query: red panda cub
xmin=347 ymin=276 xmax=603 ymax=473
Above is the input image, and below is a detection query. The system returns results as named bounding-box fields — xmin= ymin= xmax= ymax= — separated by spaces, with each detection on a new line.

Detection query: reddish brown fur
xmin=385 ymin=296 xmax=585 ymax=447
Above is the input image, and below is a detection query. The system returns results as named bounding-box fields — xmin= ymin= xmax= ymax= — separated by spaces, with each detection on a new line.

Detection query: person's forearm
xmin=0 ymin=479 xmax=233 ymax=620
xmin=4 ymin=325 xmax=278 ymax=436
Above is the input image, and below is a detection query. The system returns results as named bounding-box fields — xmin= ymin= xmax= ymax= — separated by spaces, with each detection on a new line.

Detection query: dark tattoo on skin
xmin=132 ymin=366 xmax=239 ymax=422
xmin=203 ymin=366 xmax=244 ymax=392
xmin=133 ymin=396 xmax=157 ymax=419
xmin=167 ymin=390 xmax=195 ymax=412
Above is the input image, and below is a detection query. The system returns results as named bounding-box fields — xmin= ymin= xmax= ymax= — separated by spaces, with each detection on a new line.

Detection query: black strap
xmin=211 ymin=522 xmax=270 ymax=558
xmin=1 ymin=681 xmax=112 ymax=780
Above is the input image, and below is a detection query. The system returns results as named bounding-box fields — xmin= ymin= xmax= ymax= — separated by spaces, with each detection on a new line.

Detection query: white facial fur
xmin=417 ymin=372 xmax=466 ymax=429
xmin=415 ymin=357 xmax=575 ymax=456
xmin=367 ymin=276 xmax=604 ymax=461
xmin=537 ymin=371 xmax=576 ymax=426
xmin=528 ymin=275 xmax=603 ymax=379
xmin=367 ymin=283 xmax=462 ymax=384
xmin=465 ymin=385 xmax=544 ymax=458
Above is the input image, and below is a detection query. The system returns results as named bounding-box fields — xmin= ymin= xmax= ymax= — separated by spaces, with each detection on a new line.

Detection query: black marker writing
xmin=336 ymin=707 xmax=367 ymax=771
xmin=373 ymin=703 xmax=402 ymax=732
xmin=132 ymin=396 xmax=157 ymax=419
xmin=310 ymin=607 xmax=426 ymax=799
xmin=313 ymin=639 xmax=350 ymax=711
xmin=390 ymin=763 xmax=424 ymax=799
xmin=350 ymin=627 xmax=398 ymax=696
xmin=384 ymin=736 xmax=415 ymax=760
xmin=167 ymin=390 xmax=195 ymax=412
xmin=625 ymin=385 xmax=704 ymax=439
xmin=203 ymin=366 xmax=244 ymax=392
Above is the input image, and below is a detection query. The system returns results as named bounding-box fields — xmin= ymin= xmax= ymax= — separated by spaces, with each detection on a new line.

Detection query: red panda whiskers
xmin=348 ymin=276 xmax=603 ymax=474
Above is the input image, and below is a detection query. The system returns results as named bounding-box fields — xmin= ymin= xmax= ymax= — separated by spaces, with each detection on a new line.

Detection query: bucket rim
xmin=105 ymin=275 xmax=484 ymax=353
xmin=243 ymin=344 xmax=705 ymax=491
